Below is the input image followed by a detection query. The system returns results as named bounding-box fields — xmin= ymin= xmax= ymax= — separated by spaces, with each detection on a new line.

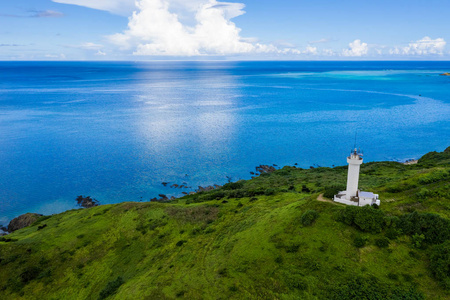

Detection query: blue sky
xmin=1 ymin=0 xmax=449 ymax=60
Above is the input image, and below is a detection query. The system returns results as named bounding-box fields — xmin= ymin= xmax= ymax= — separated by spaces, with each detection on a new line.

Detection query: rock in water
xmin=8 ymin=213 xmax=43 ymax=232
xmin=255 ymin=165 xmax=276 ymax=174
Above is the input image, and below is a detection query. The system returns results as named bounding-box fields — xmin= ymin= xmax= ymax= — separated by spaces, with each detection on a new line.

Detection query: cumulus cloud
xmin=390 ymin=36 xmax=446 ymax=55
xmin=342 ymin=39 xmax=368 ymax=57
xmin=108 ymin=0 xmax=297 ymax=56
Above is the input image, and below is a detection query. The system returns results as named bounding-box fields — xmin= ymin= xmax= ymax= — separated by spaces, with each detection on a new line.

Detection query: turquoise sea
xmin=1 ymin=61 xmax=449 ymax=224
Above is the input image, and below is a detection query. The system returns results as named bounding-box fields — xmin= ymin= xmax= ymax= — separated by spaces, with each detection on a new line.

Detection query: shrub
xmin=300 ymin=210 xmax=319 ymax=226
xmin=323 ymin=184 xmax=345 ymax=199
xmin=229 ymin=284 xmax=238 ymax=292
xmin=375 ymin=237 xmax=390 ymax=248
xmin=301 ymin=185 xmax=311 ymax=193
xmin=99 ymin=277 xmax=124 ymax=300
xmin=353 ymin=236 xmax=368 ymax=248
xmin=328 ymin=275 xmax=424 ymax=300
xmin=415 ymin=188 xmax=432 ymax=200
xmin=176 ymin=240 xmax=187 ymax=247
xmin=285 ymin=243 xmax=301 ymax=253
xmin=227 ymin=189 xmax=246 ymax=199
xmin=339 ymin=206 xmax=359 ymax=226
xmin=385 ymin=228 xmax=401 ymax=240
xmin=20 ymin=266 xmax=42 ymax=283
xmin=429 ymin=241 xmax=450 ymax=289
xmin=264 ymin=188 xmax=275 ymax=196
xmin=387 ymin=273 xmax=399 ymax=280
xmin=411 ymin=233 xmax=425 ymax=249
xmin=275 ymin=256 xmax=283 ymax=264
xmin=399 ymin=212 xmax=450 ymax=245
xmin=222 ymin=181 xmax=244 ymax=190
xmin=245 ymin=189 xmax=265 ymax=197
xmin=340 ymin=206 xmax=386 ymax=233
xmin=284 ymin=273 xmax=307 ymax=290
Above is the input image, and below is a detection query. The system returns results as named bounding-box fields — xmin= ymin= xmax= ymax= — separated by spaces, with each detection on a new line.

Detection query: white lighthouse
xmin=346 ymin=149 xmax=363 ymax=200
xmin=334 ymin=148 xmax=380 ymax=206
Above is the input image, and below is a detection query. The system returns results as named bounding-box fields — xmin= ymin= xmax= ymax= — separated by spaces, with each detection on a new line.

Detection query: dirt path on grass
xmin=317 ymin=194 xmax=338 ymax=204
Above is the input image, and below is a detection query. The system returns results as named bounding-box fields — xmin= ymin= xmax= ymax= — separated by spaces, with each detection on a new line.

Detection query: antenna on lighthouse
xmin=353 ymin=130 xmax=358 ymax=149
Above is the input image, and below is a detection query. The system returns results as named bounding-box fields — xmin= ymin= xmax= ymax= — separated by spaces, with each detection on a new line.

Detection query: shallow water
xmin=1 ymin=61 xmax=449 ymax=224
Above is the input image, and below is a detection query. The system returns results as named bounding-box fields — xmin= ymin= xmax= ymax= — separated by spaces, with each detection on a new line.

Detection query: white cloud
xmin=309 ymin=38 xmax=331 ymax=44
xmin=0 ymin=10 xmax=64 ymax=18
xmin=45 ymin=53 xmax=66 ymax=59
xmin=322 ymin=49 xmax=335 ymax=56
xmin=52 ymin=0 xmax=136 ymax=16
xmin=108 ymin=0 xmax=296 ymax=56
xmin=392 ymin=36 xmax=446 ymax=55
xmin=96 ymin=50 xmax=107 ymax=56
xmin=342 ymin=39 xmax=368 ymax=57
xmin=33 ymin=10 xmax=64 ymax=17
xmin=303 ymin=45 xmax=317 ymax=55
xmin=78 ymin=42 xmax=104 ymax=50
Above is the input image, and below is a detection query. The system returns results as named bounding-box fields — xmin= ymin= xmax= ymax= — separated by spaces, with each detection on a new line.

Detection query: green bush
xmin=264 ymin=188 xmax=275 ymax=196
xmin=385 ymin=228 xmax=401 ymax=240
xmin=300 ymin=210 xmax=319 ymax=226
xmin=176 ymin=240 xmax=187 ymax=247
xmin=429 ymin=241 xmax=450 ymax=289
xmin=99 ymin=276 xmax=124 ymax=299
xmin=222 ymin=181 xmax=244 ymax=190
xmin=328 ymin=275 xmax=424 ymax=299
xmin=20 ymin=266 xmax=42 ymax=283
xmin=226 ymin=189 xmax=246 ymax=199
xmin=323 ymin=184 xmax=345 ymax=199
xmin=399 ymin=212 xmax=450 ymax=245
xmin=375 ymin=237 xmax=390 ymax=248
xmin=339 ymin=205 xmax=359 ymax=226
xmin=411 ymin=233 xmax=425 ymax=249
xmin=353 ymin=236 xmax=368 ymax=248
xmin=340 ymin=206 xmax=386 ymax=233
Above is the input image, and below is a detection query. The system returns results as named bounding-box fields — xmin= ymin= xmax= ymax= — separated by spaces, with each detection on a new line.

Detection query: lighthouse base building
xmin=333 ymin=148 xmax=381 ymax=207
xmin=334 ymin=190 xmax=380 ymax=206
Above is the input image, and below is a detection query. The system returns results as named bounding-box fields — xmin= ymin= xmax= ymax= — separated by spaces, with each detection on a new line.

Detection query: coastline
xmin=0 ymin=156 xmax=423 ymax=233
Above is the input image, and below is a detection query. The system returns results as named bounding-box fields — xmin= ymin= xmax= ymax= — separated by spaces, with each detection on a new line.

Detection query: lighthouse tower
xmin=345 ymin=148 xmax=363 ymax=200
xmin=334 ymin=148 xmax=381 ymax=206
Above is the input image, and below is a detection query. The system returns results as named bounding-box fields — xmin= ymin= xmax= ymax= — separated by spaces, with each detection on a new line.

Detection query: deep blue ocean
xmin=1 ymin=61 xmax=449 ymax=225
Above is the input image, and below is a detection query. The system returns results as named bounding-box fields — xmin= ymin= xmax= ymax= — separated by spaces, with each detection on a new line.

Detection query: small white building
xmin=334 ymin=149 xmax=380 ymax=206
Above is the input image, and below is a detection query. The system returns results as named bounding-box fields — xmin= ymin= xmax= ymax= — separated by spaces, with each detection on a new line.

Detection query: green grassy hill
xmin=1 ymin=147 xmax=450 ymax=299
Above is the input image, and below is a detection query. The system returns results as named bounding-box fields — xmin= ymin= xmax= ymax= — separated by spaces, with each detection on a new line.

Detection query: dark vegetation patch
xmin=429 ymin=241 xmax=450 ymax=289
xmin=98 ymin=277 xmax=124 ymax=300
xmin=328 ymin=275 xmax=424 ymax=299
xmin=166 ymin=205 xmax=219 ymax=224
xmin=300 ymin=210 xmax=319 ymax=226
xmin=323 ymin=184 xmax=346 ymax=199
